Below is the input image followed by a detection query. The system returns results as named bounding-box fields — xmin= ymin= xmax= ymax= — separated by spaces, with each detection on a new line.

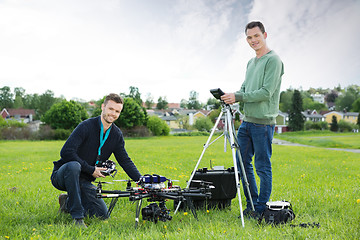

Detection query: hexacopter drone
xmin=96 ymin=170 xmax=213 ymax=228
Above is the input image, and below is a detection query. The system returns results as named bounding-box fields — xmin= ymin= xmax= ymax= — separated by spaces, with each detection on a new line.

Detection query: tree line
xmin=287 ymin=87 xmax=360 ymax=132
xmin=1 ymin=84 xmax=360 ymax=139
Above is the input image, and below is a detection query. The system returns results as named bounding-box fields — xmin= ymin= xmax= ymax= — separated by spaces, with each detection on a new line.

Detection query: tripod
xmin=174 ymin=103 xmax=254 ymax=227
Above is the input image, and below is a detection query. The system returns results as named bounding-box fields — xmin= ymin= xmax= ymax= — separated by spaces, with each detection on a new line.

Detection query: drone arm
xmin=100 ymin=189 xmax=130 ymax=195
xmin=129 ymin=193 xmax=151 ymax=201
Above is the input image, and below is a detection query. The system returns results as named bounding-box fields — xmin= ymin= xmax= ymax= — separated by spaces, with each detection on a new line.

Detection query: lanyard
xmin=98 ymin=122 xmax=111 ymax=157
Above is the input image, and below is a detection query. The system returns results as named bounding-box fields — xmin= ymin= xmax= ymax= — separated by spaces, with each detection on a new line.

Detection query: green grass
xmin=0 ymin=136 xmax=359 ymax=239
xmin=276 ymin=131 xmax=360 ymax=149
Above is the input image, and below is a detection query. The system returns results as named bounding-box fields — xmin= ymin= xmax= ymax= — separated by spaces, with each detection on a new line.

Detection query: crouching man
xmin=50 ymin=93 xmax=141 ymax=227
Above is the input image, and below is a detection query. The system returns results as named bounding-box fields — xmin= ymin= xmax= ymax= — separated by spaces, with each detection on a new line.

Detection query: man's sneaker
xmin=73 ymin=218 xmax=87 ymax=228
xmin=58 ymin=193 xmax=69 ymax=214
xmin=242 ymin=208 xmax=261 ymax=220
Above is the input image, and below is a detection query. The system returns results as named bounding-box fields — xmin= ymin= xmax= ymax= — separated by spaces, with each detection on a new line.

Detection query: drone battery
xmin=140 ymin=175 xmax=167 ymax=183
xmin=190 ymin=167 xmax=237 ymax=209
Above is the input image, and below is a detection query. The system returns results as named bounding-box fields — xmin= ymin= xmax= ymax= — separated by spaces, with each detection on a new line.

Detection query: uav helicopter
xmin=95 ymin=160 xmax=213 ymax=228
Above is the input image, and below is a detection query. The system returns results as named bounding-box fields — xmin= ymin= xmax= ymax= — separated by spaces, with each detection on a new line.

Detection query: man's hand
xmin=221 ymin=93 xmax=236 ymax=104
xmin=92 ymin=167 xmax=107 ymax=178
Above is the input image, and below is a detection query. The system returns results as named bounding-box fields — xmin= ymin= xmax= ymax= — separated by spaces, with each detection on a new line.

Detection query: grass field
xmin=0 ymin=134 xmax=359 ymax=239
xmin=275 ymin=131 xmax=360 ymax=149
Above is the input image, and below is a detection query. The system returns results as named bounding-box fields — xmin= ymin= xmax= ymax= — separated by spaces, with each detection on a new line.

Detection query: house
xmin=302 ymin=109 xmax=325 ymax=122
xmin=1 ymin=108 xmax=36 ymax=123
xmin=276 ymin=111 xmax=288 ymax=125
xmin=322 ymin=111 xmax=359 ymax=124
xmin=311 ymin=93 xmax=325 ymax=104
xmin=142 ymin=102 xmax=181 ymax=110
xmin=146 ymin=109 xmax=181 ymax=129
xmin=275 ymin=111 xmax=289 ymax=134
xmin=160 ymin=115 xmax=179 ymax=129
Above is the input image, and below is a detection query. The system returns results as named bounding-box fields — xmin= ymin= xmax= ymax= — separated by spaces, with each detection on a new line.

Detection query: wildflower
xmin=184 ymin=212 xmax=188 ymax=216
xmin=164 ymin=225 xmax=167 ymax=229
xmin=357 ymin=199 xmax=360 ymax=204
xmin=5 ymin=237 xmax=9 ymax=239
xmin=207 ymin=210 xmax=210 ymax=213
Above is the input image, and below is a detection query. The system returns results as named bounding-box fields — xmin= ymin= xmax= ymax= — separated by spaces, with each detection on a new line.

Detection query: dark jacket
xmin=52 ymin=116 xmax=141 ymax=182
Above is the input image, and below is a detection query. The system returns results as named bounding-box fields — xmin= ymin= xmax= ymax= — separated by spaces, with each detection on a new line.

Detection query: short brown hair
xmin=104 ymin=93 xmax=123 ymax=105
xmin=245 ymin=21 xmax=265 ymax=34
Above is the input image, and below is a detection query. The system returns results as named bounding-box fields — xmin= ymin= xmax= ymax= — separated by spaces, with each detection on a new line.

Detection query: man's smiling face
xmin=246 ymin=26 xmax=267 ymax=52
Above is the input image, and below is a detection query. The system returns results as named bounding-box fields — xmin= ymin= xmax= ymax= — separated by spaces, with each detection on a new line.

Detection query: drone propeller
xmin=96 ymin=181 xmax=114 ymax=184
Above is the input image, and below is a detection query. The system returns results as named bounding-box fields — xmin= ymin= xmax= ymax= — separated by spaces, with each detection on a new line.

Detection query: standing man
xmin=221 ymin=21 xmax=284 ymax=218
xmin=51 ymin=93 xmax=142 ymax=227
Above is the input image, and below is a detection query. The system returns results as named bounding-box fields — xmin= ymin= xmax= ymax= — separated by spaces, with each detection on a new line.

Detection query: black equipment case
xmin=189 ymin=167 xmax=237 ymax=209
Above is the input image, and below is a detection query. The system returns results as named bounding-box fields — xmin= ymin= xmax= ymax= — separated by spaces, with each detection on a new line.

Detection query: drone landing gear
xmin=135 ymin=199 xmax=143 ymax=228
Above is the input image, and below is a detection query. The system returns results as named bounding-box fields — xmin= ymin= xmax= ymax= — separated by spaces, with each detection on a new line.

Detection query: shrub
xmin=147 ymin=116 xmax=170 ymax=136
xmin=122 ymin=126 xmax=150 ymax=137
xmin=0 ymin=126 xmax=32 ymax=140
xmin=53 ymin=128 xmax=72 ymax=140
xmin=173 ymin=131 xmax=210 ymax=136
xmin=35 ymin=125 xmax=55 ymax=140
xmin=338 ymin=120 xmax=355 ymax=132
xmin=194 ymin=117 xmax=213 ymax=132
xmin=41 ymin=100 xmax=88 ymax=130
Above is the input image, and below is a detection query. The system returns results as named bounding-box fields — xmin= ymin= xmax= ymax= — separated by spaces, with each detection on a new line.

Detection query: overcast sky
xmin=1 ymin=0 xmax=359 ymax=103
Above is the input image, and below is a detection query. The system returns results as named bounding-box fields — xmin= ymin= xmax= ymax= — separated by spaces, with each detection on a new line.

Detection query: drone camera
xmin=142 ymin=203 xmax=172 ymax=223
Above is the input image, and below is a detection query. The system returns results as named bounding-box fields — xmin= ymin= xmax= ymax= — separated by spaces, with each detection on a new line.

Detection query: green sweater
xmin=235 ymin=50 xmax=284 ymax=125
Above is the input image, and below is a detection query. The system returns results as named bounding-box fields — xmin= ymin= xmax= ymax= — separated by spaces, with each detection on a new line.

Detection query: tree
xmin=23 ymin=93 xmax=40 ymax=109
xmin=37 ymin=90 xmax=59 ymax=118
xmin=330 ymin=115 xmax=338 ymax=132
xmin=13 ymin=95 xmax=24 ymax=109
xmin=288 ymin=90 xmax=305 ymax=131
xmin=13 ymin=87 xmax=25 ymax=109
xmin=147 ymin=116 xmax=170 ymax=136
xmin=42 ymin=100 xmax=88 ymax=130
xmin=335 ymin=92 xmax=356 ymax=112
xmin=194 ymin=117 xmax=213 ymax=132
xmin=145 ymin=93 xmax=154 ymax=109
xmin=156 ymin=96 xmax=168 ymax=110
xmin=115 ymin=98 xmax=147 ymax=129
xmin=180 ymin=99 xmax=188 ymax=109
xmin=0 ymin=86 xmax=14 ymax=109
xmin=325 ymin=90 xmax=338 ymax=103
xmin=279 ymin=89 xmax=293 ymax=112
xmin=351 ymin=98 xmax=360 ymax=112
xmin=127 ymin=86 xmax=143 ymax=106
xmin=206 ymin=98 xmax=221 ymax=110
xmin=91 ymin=96 xmax=106 ymax=117
xmin=208 ymin=108 xmax=221 ymax=123
xmin=187 ymin=90 xmax=201 ymax=109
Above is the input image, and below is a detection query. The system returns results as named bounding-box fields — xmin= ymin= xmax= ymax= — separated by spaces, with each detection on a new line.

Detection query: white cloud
xmin=247 ymin=0 xmax=360 ymax=91
xmin=0 ymin=0 xmax=359 ymax=104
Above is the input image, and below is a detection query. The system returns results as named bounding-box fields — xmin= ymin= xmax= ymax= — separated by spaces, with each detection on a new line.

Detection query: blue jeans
xmin=236 ymin=121 xmax=275 ymax=214
xmin=51 ymin=161 xmax=108 ymax=219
